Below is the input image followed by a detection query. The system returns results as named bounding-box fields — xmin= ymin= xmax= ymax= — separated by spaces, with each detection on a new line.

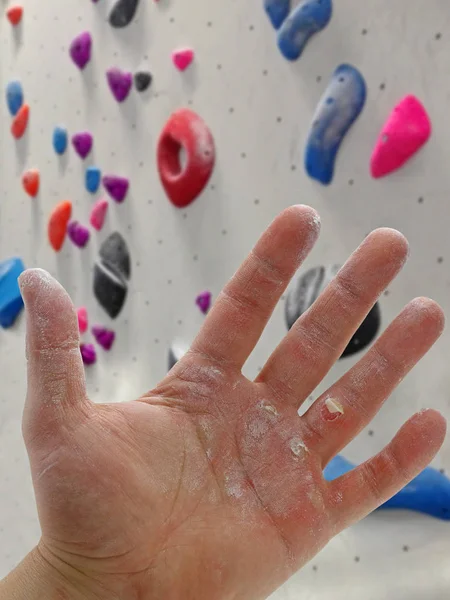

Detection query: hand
xmin=17 ymin=206 xmax=446 ymax=600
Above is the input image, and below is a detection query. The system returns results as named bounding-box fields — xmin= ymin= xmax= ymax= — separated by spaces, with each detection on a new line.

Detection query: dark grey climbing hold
xmin=285 ymin=265 xmax=381 ymax=358
xmin=93 ymin=232 xmax=131 ymax=319
xmin=109 ymin=0 xmax=140 ymax=28
xmin=99 ymin=232 xmax=131 ymax=280
xmin=168 ymin=341 xmax=189 ymax=371
xmin=134 ymin=71 xmax=152 ymax=92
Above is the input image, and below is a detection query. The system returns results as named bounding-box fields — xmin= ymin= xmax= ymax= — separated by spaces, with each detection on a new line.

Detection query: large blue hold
xmin=6 ymin=80 xmax=24 ymax=117
xmin=0 ymin=258 xmax=25 ymax=329
xmin=324 ymin=455 xmax=450 ymax=521
xmin=305 ymin=64 xmax=366 ymax=185
xmin=278 ymin=0 xmax=333 ymax=61
xmin=53 ymin=126 xmax=68 ymax=155
xmin=86 ymin=167 xmax=102 ymax=194
xmin=264 ymin=0 xmax=290 ymax=29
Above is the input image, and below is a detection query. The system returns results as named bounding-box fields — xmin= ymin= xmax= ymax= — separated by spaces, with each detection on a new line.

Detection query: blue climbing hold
xmin=278 ymin=0 xmax=333 ymax=61
xmin=85 ymin=166 xmax=102 ymax=194
xmin=6 ymin=80 xmax=24 ymax=117
xmin=324 ymin=455 xmax=450 ymax=521
xmin=0 ymin=257 xmax=25 ymax=328
xmin=305 ymin=64 xmax=366 ymax=185
xmin=264 ymin=0 xmax=290 ymax=29
xmin=53 ymin=126 xmax=68 ymax=155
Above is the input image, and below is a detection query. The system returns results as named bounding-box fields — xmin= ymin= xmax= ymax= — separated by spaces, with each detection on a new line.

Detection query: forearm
xmin=0 ymin=548 xmax=103 ymax=600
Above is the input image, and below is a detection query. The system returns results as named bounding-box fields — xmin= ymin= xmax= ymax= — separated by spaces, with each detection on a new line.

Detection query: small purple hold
xmin=103 ymin=175 xmax=129 ymax=202
xmin=196 ymin=291 xmax=212 ymax=315
xmin=92 ymin=325 xmax=116 ymax=351
xmin=69 ymin=32 xmax=92 ymax=70
xmin=80 ymin=343 xmax=96 ymax=366
xmin=106 ymin=67 xmax=133 ymax=103
xmin=72 ymin=132 xmax=93 ymax=159
xmin=68 ymin=221 xmax=90 ymax=248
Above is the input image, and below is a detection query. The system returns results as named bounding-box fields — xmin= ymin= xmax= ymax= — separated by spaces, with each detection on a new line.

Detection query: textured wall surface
xmin=1 ymin=1 xmax=450 ymax=598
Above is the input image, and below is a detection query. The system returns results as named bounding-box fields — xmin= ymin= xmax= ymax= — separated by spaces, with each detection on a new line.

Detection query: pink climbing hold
xmin=370 ymin=95 xmax=431 ymax=179
xmin=77 ymin=307 xmax=88 ymax=334
xmin=196 ymin=291 xmax=212 ymax=315
xmin=92 ymin=325 xmax=116 ymax=351
xmin=80 ymin=343 xmax=96 ymax=366
xmin=172 ymin=48 xmax=194 ymax=71
xmin=90 ymin=198 xmax=109 ymax=231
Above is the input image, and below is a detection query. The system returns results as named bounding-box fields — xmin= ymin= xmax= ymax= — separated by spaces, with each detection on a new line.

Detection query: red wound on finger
xmin=157 ymin=108 xmax=215 ymax=208
xmin=370 ymin=95 xmax=431 ymax=178
xmin=322 ymin=398 xmax=344 ymax=422
xmin=11 ymin=103 xmax=29 ymax=139
xmin=48 ymin=200 xmax=72 ymax=251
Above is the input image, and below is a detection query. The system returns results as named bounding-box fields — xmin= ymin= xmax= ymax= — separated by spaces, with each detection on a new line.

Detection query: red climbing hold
xmin=6 ymin=5 xmax=23 ymax=26
xmin=22 ymin=169 xmax=39 ymax=198
xmin=370 ymin=95 xmax=431 ymax=179
xmin=157 ymin=108 xmax=215 ymax=208
xmin=48 ymin=201 xmax=72 ymax=252
xmin=11 ymin=103 xmax=29 ymax=139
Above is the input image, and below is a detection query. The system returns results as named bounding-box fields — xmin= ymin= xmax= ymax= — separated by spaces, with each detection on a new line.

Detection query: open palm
xmin=19 ymin=206 xmax=446 ymax=600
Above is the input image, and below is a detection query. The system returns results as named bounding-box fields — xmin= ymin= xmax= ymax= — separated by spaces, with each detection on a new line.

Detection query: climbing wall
xmin=1 ymin=0 xmax=450 ymax=597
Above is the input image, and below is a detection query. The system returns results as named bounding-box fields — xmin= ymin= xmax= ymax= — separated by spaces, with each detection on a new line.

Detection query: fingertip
xmin=411 ymin=408 xmax=447 ymax=442
xmin=409 ymin=297 xmax=446 ymax=335
xmin=366 ymin=227 xmax=410 ymax=263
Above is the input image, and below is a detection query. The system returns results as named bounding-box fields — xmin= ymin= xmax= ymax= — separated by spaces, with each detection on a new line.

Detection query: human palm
xmin=19 ymin=206 xmax=446 ymax=600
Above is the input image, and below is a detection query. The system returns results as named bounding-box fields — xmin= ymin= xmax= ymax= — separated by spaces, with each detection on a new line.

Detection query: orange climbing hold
xmin=22 ymin=169 xmax=39 ymax=197
xmin=11 ymin=103 xmax=29 ymax=139
xmin=6 ymin=5 xmax=23 ymax=26
xmin=48 ymin=201 xmax=72 ymax=252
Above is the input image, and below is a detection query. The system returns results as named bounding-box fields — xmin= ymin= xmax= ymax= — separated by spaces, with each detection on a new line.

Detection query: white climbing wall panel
xmin=1 ymin=0 xmax=450 ymax=597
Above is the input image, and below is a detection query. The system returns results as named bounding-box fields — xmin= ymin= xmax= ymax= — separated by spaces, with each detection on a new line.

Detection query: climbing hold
xmin=264 ymin=0 xmax=290 ymax=29
xmin=48 ymin=200 xmax=72 ymax=252
xmin=22 ymin=169 xmax=40 ymax=198
xmin=285 ymin=265 xmax=381 ymax=358
xmin=305 ymin=64 xmax=366 ymax=185
xmin=6 ymin=80 xmax=23 ymax=116
xmin=168 ymin=341 xmax=189 ymax=371
xmin=92 ymin=325 xmax=116 ymax=350
xmin=134 ymin=71 xmax=152 ymax=92
xmin=103 ymin=175 xmax=129 ymax=202
xmin=90 ymin=198 xmax=108 ymax=231
xmin=370 ymin=95 xmax=431 ymax=179
xmin=278 ymin=0 xmax=333 ymax=61
xmin=11 ymin=103 xmax=29 ymax=139
xmin=53 ymin=126 xmax=68 ymax=155
xmin=85 ymin=166 xmax=101 ymax=194
xmin=172 ymin=48 xmax=194 ymax=71
xmin=72 ymin=132 xmax=93 ymax=159
xmin=157 ymin=108 xmax=216 ymax=208
xmin=0 ymin=257 xmax=25 ymax=328
xmin=68 ymin=222 xmax=90 ymax=249
xmin=80 ymin=343 xmax=97 ymax=366
xmin=6 ymin=5 xmax=23 ymax=26
xmin=94 ymin=232 xmax=130 ymax=318
xmin=69 ymin=31 xmax=92 ymax=70
xmin=196 ymin=291 xmax=212 ymax=315
xmin=77 ymin=307 xmax=88 ymax=334
xmin=325 ymin=455 xmax=450 ymax=521
xmin=106 ymin=68 xmax=133 ymax=103
xmin=109 ymin=0 xmax=140 ymax=28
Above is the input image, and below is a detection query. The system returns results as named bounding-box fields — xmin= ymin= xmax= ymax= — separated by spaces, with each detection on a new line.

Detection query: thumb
xmin=18 ymin=269 xmax=90 ymax=443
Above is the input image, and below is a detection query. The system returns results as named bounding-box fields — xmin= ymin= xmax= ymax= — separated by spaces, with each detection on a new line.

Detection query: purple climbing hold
xmin=92 ymin=325 xmax=116 ymax=351
xmin=103 ymin=175 xmax=129 ymax=202
xmin=69 ymin=32 xmax=92 ymax=70
xmin=72 ymin=132 xmax=93 ymax=159
xmin=196 ymin=291 xmax=212 ymax=315
xmin=106 ymin=68 xmax=133 ymax=103
xmin=80 ymin=343 xmax=97 ymax=366
xmin=68 ymin=221 xmax=90 ymax=248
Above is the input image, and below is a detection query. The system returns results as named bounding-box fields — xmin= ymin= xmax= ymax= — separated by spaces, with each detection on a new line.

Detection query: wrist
xmin=0 ymin=546 xmax=107 ymax=600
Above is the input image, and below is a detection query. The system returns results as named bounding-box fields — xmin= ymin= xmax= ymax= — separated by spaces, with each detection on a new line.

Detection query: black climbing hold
xmin=99 ymin=232 xmax=131 ymax=281
xmin=285 ymin=265 xmax=381 ymax=358
xmin=93 ymin=232 xmax=131 ymax=319
xmin=168 ymin=341 xmax=189 ymax=371
xmin=134 ymin=71 xmax=152 ymax=92
xmin=109 ymin=0 xmax=140 ymax=28
xmin=93 ymin=263 xmax=127 ymax=319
